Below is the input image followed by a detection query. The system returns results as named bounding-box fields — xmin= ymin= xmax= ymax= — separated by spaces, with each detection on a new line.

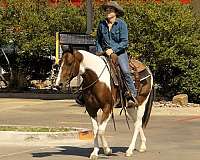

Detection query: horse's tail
xmin=142 ymin=67 xmax=154 ymax=128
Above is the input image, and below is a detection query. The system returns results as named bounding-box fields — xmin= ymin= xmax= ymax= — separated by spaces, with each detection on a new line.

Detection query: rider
xmin=76 ymin=1 xmax=138 ymax=106
xmin=96 ymin=1 xmax=138 ymax=105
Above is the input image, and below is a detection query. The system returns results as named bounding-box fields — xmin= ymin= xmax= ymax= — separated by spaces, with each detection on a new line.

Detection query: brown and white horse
xmin=56 ymin=49 xmax=154 ymax=159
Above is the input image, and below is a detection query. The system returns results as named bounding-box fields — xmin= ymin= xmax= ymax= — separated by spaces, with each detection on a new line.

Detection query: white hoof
xmin=90 ymin=155 xmax=98 ymax=160
xmin=125 ymin=150 xmax=133 ymax=157
xmin=138 ymin=148 xmax=146 ymax=153
xmin=104 ymin=148 xmax=112 ymax=156
xmin=139 ymin=144 xmax=146 ymax=152
xmin=138 ymin=148 xmax=146 ymax=152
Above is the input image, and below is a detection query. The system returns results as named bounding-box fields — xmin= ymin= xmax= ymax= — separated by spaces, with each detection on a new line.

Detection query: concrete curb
xmin=0 ymin=128 xmax=93 ymax=145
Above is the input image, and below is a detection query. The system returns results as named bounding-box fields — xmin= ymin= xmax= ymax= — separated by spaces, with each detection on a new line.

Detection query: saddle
xmin=107 ymin=54 xmax=150 ymax=108
xmin=108 ymin=54 xmax=147 ymax=91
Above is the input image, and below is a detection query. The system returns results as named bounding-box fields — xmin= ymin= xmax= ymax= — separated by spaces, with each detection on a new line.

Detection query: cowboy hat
xmin=102 ymin=1 xmax=124 ymax=17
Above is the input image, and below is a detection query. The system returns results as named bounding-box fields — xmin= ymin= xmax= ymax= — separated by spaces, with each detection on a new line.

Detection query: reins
xmin=72 ymin=54 xmax=117 ymax=131
xmin=68 ymin=52 xmax=130 ymax=131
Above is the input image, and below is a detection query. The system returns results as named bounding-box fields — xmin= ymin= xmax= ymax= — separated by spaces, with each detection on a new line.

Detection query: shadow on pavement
xmin=32 ymin=146 xmax=128 ymax=158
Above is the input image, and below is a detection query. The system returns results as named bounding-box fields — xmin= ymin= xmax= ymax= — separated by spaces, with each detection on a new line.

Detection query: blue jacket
xmin=96 ymin=18 xmax=128 ymax=55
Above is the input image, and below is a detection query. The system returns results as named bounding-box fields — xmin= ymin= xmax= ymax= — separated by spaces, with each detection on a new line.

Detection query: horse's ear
xmin=69 ymin=45 xmax=73 ymax=53
xmin=61 ymin=45 xmax=73 ymax=54
xmin=74 ymin=50 xmax=83 ymax=62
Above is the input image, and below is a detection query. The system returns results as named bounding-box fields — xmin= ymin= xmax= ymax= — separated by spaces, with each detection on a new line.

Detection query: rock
xmin=172 ymin=94 xmax=188 ymax=107
xmin=30 ymin=80 xmax=52 ymax=89
xmin=193 ymin=104 xmax=200 ymax=107
xmin=153 ymin=100 xmax=199 ymax=108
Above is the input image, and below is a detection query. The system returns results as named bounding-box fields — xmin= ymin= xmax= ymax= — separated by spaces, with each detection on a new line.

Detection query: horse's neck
xmin=82 ymin=69 xmax=98 ymax=86
xmin=78 ymin=50 xmax=105 ymax=74
xmin=78 ymin=50 xmax=111 ymax=90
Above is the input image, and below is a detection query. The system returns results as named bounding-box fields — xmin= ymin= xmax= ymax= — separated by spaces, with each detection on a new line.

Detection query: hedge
xmin=121 ymin=0 xmax=200 ymax=103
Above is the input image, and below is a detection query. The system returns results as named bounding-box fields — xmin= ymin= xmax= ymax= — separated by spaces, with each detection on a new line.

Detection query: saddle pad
xmin=139 ymin=69 xmax=151 ymax=81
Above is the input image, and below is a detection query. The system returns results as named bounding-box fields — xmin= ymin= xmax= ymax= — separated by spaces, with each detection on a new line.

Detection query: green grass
xmin=0 ymin=126 xmax=76 ymax=132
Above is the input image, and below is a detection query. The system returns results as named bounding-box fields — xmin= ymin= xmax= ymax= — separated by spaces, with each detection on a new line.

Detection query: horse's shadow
xmin=32 ymin=146 xmax=128 ymax=158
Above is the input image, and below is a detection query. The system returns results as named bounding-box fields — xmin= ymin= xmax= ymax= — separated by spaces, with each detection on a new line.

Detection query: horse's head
xmin=56 ymin=50 xmax=83 ymax=88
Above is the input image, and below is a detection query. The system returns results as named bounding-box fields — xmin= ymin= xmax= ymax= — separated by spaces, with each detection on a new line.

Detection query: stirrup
xmin=124 ymin=91 xmax=132 ymax=99
xmin=127 ymin=94 xmax=138 ymax=107
xmin=127 ymin=99 xmax=138 ymax=107
xmin=114 ymin=99 xmax=121 ymax=108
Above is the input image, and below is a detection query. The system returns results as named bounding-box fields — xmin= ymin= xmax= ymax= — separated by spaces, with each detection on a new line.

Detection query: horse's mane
xmin=78 ymin=50 xmax=103 ymax=60
xmin=78 ymin=50 xmax=107 ymax=67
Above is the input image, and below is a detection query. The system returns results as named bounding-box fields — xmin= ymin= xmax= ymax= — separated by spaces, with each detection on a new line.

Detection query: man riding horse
xmin=77 ymin=1 xmax=138 ymax=106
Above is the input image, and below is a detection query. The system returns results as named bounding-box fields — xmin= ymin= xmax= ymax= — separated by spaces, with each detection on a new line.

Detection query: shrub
xmin=121 ymin=0 xmax=200 ymax=103
xmin=0 ymin=0 xmax=86 ymax=89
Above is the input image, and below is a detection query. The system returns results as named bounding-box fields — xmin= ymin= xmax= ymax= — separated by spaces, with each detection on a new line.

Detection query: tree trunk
xmin=8 ymin=68 xmax=28 ymax=90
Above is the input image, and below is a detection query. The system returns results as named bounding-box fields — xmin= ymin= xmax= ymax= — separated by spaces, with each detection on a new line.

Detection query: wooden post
xmin=86 ymin=0 xmax=93 ymax=34
xmin=55 ymin=32 xmax=59 ymax=64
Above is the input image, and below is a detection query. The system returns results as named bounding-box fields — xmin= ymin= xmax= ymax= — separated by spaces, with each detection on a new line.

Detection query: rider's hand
xmin=106 ymin=49 xmax=113 ymax=56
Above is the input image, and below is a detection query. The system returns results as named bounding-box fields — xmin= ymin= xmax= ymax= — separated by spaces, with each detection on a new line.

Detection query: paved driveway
xmin=0 ymin=98 xmax=199 ymax=160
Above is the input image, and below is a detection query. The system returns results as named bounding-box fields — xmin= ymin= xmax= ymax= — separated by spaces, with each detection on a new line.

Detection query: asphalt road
xmin=0 ymin=98 xmax=200 ymax=160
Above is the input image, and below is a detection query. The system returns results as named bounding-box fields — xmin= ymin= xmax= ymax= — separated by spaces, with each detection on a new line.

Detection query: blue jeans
xmin=118 ymin=52 xmax=137 ymax=97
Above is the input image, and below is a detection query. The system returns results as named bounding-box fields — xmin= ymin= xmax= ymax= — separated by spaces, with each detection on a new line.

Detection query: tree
xmin=122 ymin=0 xmax=200 ymax=102
xmin=0 ymin=0 xmax=86 ymax=89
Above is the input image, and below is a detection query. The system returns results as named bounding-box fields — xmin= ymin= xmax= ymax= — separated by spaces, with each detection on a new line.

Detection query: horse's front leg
xmin=90 ymin=117 xmax=99 ymax=160
xmin=99 ymin=105 xmax=112 ymax=156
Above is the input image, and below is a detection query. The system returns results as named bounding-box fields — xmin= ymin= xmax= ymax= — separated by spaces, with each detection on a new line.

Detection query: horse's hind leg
xmin=139 ymin=127 xmax=147 ymax=152
xmin=99 ymin=104 xmax=112 ymax=156
xmin=126 ymin=105 xmax=145 ymax=157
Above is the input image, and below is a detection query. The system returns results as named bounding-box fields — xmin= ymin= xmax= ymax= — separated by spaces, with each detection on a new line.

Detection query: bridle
xmin=60 ymin=52 xmax=108 ymax=94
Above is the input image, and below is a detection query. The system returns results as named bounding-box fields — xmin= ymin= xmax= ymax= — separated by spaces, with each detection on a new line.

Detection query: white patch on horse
xmin=56 ymin=61 xmax=64 ymax=86
xmin=79 ymin=62 xmax=85 ymax=75
xmin=99 ymin=113 xmax=112 ymax=135
xmin=90 ymin=117 xmax=100 ymax=158
xmin=99 ymin=114 xmax=112 ymax=155
xmin=78 ymin=50 xmax=111 ymax=90
xmin=126 ymin=68 xmax=153 ymax=156
xmin=90 ymin=114 xmax=112 ymax=158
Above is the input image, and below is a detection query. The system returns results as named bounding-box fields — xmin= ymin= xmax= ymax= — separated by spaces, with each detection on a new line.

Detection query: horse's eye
xmin=59 ymin=59 xmax=62 ymax=65
xmin=66 ymin=63 xmax=72 ymax=66
xmin=67 ymin=58 xmax=74 ymax=66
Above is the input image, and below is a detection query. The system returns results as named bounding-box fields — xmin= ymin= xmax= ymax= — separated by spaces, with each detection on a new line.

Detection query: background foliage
xmin=0 ymin=0 xmax=86 ymax=89
xmin=0 ymin=0 xmax=199 ymax=103
xmin=121 ymin=0 xmax=200 ymax=103
xmin=94 ymin=0 xmax=200 ymax=103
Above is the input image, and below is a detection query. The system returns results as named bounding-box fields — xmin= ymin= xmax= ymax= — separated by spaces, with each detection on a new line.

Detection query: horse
xmin=56 ymin=49 xmax=154 ymax=159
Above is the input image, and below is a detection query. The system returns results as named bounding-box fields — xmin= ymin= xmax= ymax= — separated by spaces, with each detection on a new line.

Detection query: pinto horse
xmin=56 ymin=49 xmax=154 ymax=159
